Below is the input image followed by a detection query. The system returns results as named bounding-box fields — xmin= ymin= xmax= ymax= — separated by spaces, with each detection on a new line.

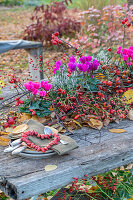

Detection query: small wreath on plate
xmin=21 ymin=131 xmax=60 ymax=153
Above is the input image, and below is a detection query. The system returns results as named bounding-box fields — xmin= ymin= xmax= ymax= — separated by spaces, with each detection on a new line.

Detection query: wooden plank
xmin=0 ymin=119 xmax=133 ymax=200
xmin=0 ymin=40 xmax=42 ymax=54
xmin=27 ymin=47 xmax=44 ymax=81
xmin=0 ymin=40 xmax=44 ymax=81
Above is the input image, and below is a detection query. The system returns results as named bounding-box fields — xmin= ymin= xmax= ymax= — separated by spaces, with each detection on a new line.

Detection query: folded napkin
xmin=28 ymin=134 xmax=78 ymax=155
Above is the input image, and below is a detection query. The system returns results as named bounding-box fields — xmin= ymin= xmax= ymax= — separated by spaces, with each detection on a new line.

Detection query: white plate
xmin=19 ymin=151 xmax=56 ymax=159
xmin=10 ymin=141 xmax=54 ymax=154
xmin=23 ymin=149 xmax=54 ymax=154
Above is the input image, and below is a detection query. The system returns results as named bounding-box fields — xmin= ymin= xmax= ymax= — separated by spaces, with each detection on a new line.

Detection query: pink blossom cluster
xmin=24 ymin=81 xmax=52 ymax=97
xmin=117 ymin=46 xmax=133 ymax=64
xmin=53 ymin=60 xmax=62 ymax=74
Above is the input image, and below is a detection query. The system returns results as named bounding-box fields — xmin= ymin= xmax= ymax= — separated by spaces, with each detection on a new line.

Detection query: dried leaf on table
xmin=59 ymin=129 xmax=66 ymax=133
xmin=63 ymin=120 xmax=77 ymax=130
xmin=0 ymin=136 xmax=10 ymax=146
xmin=0 ymin=131 xmax=9 ymax=136
xmin=18 ymin=113 xmax=31 ymax=123
xmin=127 ymin=109 xmax=133 ymax=120
xmin=73 ymin=120 xmax=82 ymax=128
xmin=58 ymin=126 xmax=63 ymax=132
xmin=12 ymin=124 xmax=28 ymax=134
xmin=32 ymin=115 xmax=50 ymax=124
xmin=5 ymin=127 xmax=13 ymax=133
xmin=88 ymin=118 xmax=103 ymax=130
xmin=103 ymin=119 xmax=110 ymax=126
xmin=45 ymin=165 xmax=57 ymax=172
xmin=51 ymin=124 xmax=59 ymax=129
xmin=109 ymin=129 xmax=126 ymax=133
xmin=123 ymin=89 xmax=133 ymax=104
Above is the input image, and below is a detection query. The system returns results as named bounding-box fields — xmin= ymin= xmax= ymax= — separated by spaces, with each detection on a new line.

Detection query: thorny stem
xmin=0 ymin=91 xmax=30 ymax=110
xmin=52 ymin=103 xmax=74 ymax=135
xmin=122 ymin=25 xmax=126 ymax=49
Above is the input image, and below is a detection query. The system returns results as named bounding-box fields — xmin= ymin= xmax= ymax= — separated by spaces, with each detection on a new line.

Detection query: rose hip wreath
xmin=21 ymin=131 xmax=60 ymax=153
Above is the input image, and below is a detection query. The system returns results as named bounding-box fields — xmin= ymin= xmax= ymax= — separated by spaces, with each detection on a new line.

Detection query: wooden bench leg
xmin=27 ymin=47 xmax=44 ymax=82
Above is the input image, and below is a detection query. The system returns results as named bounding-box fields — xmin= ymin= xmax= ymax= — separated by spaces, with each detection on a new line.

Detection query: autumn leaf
xmin=88 ymin=118 xmax=103 ymax=130
xmin=12 ymin=124 xmax=28 ymax=134
xmin=32 ymin=115 xmax=50 ymax=124
xmin=109 ymin=129 xmax=126 ymax=133
xmin=5 ymin=127 xmax=13 ymax=133
xmin=127 ymin=109 xmax=133 ymax=120
xmin=18 ymin=113 xmax=31 ymax=123
xmin=88 ymin=185 xmax=99 ymax=193
xmin=45 ymin=165 xmax=57 ymax=172
xmin=95 ymin=73 xmax=105 ymax=80
xmin=0 ymin=131 xmax=9 ymax=135
xmin=49 ymin=106 xmax=53 ymax=111
xmin=123 ymin=89 xmax=133 ymax=104
xmin=0 ymin=136 xmax=10 ymax=146
xmin=73 ymin=120 xmax=82 ymax=128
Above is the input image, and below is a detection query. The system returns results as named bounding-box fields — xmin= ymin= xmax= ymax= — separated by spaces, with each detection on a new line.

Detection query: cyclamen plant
xmin=53 ymin=55 xmax=99 ymax=74
xmin=19 ymin=81 xmax=53 ymax=117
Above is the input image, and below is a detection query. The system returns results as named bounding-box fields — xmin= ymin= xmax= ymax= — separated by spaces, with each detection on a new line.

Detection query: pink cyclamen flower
xmin=68 ymin=62 xmax=77 ymax=72
xmin=33 ymin=82 xmax=41 ymax=89
xmin=117 ymin=46 xmax=122 ymax=54
xmin=43 ymin=81 xmax=52 ymax=91
xmin=24 ymin=82 xmax=33 ymax=91
xmin=32 ymin=88 xmax=38 ymax=95
xmin=69 ymin=55 xmax=76 ymax=63
xmin=39 ymin=90 xmax=46 ymax=97
xmin=53 ymin=60 xmax=62 ymax=74
xmin=123 ymin=55 xmax=128 ymax=61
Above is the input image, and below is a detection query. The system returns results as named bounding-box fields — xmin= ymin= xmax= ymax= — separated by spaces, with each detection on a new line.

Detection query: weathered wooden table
xmin=0 ymin=40 xmax=44 ymax=81
xmin=0 ymin=119 xmax=133 ymax=200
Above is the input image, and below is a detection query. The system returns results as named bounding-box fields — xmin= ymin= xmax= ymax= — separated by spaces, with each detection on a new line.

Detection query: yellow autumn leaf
xmin=45 ymin=165 xmax=57 ymax=172
xmin=0 ymin=136 xmax=10 ymax=146
xmin=88 ymin=186 xmax=99 ymax=193
xmin=49 ymin=106 xmax=53 ymax=111
xmin=95 ymin=73 xmax=105 ymax=80
xmin=73 ymin=120 xmax=82 ymax=128
xmin=18 ymin=113 xmax=31 ymax=123
xmin=0 ymin=131 xmax=9 ymax=135
xmin=12 ymin=124 xmax=28 ymax=134
xmin=5 ymin=127 xmax=13 ymax=133
xmin=109 ymin=129 xmax=126 ymax=133
xmin=123 ymin=89 xmax=133 ymax=104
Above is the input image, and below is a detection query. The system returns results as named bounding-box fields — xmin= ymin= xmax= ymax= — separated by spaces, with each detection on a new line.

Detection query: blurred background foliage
xmin=0 ymin=0 xmax=127 ymax=9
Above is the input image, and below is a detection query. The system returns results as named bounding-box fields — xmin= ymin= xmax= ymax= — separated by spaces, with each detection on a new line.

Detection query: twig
xmin=52 ymin=104 xmax=74 ymax=135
